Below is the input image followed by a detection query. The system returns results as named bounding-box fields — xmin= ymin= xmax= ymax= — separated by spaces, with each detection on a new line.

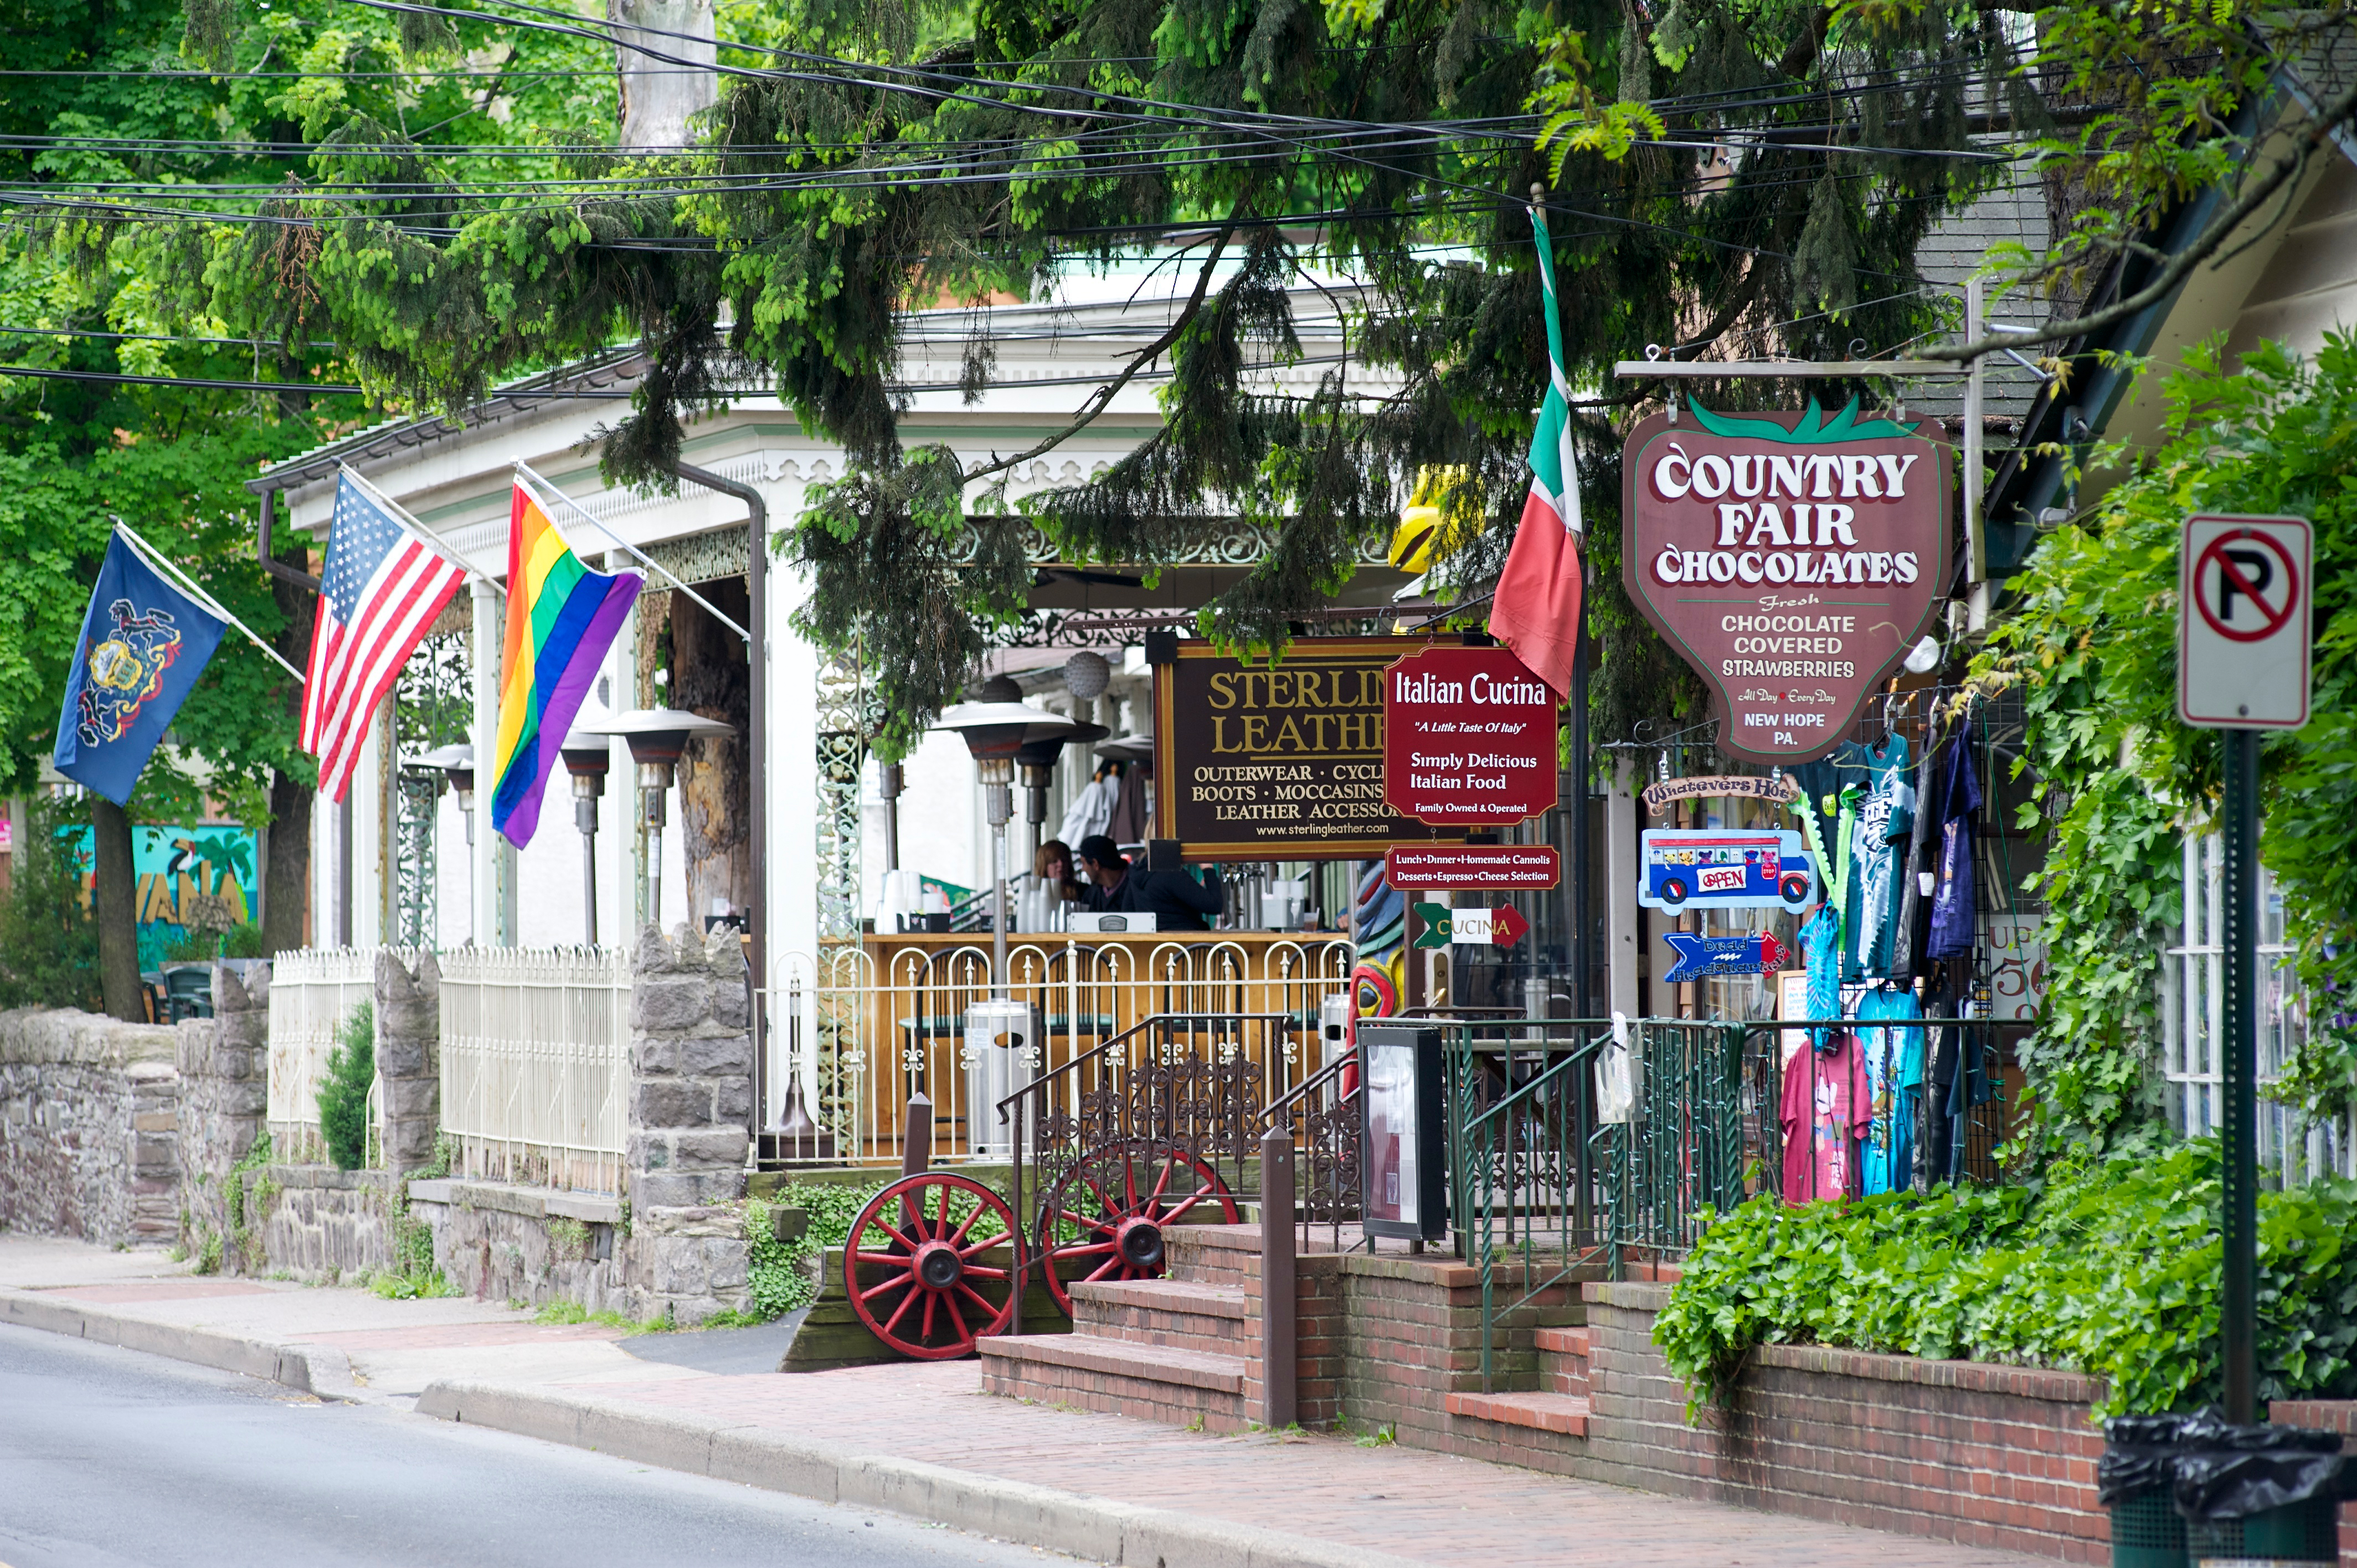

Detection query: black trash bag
xmin=2099 ymin=1413 xmax=2201 ymax=1507
xmin=2169 ymin=1414 xmax=2351 ymax=1522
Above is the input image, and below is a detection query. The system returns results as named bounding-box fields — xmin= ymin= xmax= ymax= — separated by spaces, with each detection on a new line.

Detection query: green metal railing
xmin=1436 ymin=1015 xmax=1751 ymax=1392
xmin=1454 ymin=1018 xmax=1611 ymax=1392
xmin=1607 ymin=1021 xmax=1750 ymax=1276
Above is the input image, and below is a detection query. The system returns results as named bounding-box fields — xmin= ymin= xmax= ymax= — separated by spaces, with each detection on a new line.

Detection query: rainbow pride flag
xmin=491 ymin=481 xmax=644 ymax=848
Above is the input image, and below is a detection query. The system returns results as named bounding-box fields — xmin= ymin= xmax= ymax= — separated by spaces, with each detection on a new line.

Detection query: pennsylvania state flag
xmin=53 ymin=533 xmax=229 ymax=806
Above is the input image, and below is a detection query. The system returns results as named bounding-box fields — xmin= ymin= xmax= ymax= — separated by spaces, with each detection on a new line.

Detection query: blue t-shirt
xmin=1856 ymin=986 xmax=1926 ymax=1194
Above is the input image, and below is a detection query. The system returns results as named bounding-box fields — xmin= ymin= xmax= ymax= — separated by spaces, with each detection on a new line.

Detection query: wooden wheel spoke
xmin=1148 ymin=1157 xmax=1178 ymax=1202
xmin=852 ymin=1249 xmax=917 ymax=1270
xmin=919 ymin=1288 xmax=940 ymax=1344
xmin=1084 ymin=1252 xmax=1125 ymax=1283
xmin=858 ymin=1272 xmax=917 ymax=1303
xmin=881 ymin=1283 xmax=921 ymax=1336
xmin=955 ymin=1282 xmax=1003 ymax=1323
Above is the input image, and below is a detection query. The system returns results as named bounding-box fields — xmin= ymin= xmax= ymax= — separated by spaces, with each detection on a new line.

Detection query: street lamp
xmin=930 ymin=699 xmax=1093 ymax=993
xmin=586 ymin=708 xmax=735 ymax=932
xmin=414 ymin=742 xmax=476 ymax=943
xmin=560 ymin=727 xmax=613 ymax=946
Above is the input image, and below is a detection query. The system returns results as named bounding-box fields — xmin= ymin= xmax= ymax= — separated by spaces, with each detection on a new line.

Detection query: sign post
xmin=2177 ymin=513 xmax=2313 ymax=1425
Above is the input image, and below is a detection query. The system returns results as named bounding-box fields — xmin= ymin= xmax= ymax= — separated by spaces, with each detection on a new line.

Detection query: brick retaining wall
xmin=1581 ymin=1281 xmax=2107 ymax=1562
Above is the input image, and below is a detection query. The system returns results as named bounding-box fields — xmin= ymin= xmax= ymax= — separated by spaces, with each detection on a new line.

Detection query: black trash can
xmin=2101 ymin=1415 xmax=2195 ymax=1568
xmin=2170 ymin=1414 xmax=2349 ymax=1567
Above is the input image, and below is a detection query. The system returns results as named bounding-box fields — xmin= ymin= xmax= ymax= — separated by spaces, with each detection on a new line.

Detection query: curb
xmin=418 ymin=1378 xmax=1429 ymax=1568
xmin=0 ymin=1287 xmax=373 ymax=1404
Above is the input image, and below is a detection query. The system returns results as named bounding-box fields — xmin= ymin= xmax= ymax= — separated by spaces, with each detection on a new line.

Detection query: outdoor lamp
xmin=1017 ymin=722 xmax=1108 ymax=860
xmin=586 ymin=708 xmax=735 ymax=931
xmin=932 ymin=699 xmax=1094 ymax=993
xmin=413 ymin=742 xmax=477 ymax=945
xmin=560 ymin=727 xmax=613 ymax=946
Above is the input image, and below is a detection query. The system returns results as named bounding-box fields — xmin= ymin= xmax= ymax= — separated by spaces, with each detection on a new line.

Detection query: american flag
xmin=301 ymin=472 xmax=468 ymax=802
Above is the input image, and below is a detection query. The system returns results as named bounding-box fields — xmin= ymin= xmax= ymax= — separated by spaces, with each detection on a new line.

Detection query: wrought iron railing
xmin=788 ymin=935 xmax=1353 ymax=1168
xmin=266 ymin=947 xmax=392 ymax=1165
xmin=1455 ymin=1019 xmax=1612 ymax=1392
xmin=438 ymin=945 xmax=632 ymax=1193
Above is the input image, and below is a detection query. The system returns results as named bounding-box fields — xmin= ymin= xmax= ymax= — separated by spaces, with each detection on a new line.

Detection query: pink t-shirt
xmin=1780 ymin=1031 xmax=1873 ymax=1204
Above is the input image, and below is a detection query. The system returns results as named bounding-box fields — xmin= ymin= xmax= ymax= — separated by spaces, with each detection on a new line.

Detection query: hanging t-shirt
xmin=1856 ymin=987 xmax=1926 ymax=1194
xmin=1780 ymin=1031 xmax=1873 ymax=1204
xmin=1799 ymin=905 xmax=1843 ymax=1049
xmin=1843 ymin=735 xmax=1915 ymax=980
xmin=1928 ymin=735 xmax=1982 ymax=959
xmin=1890 ymin=724 xmax=1948 ymax=986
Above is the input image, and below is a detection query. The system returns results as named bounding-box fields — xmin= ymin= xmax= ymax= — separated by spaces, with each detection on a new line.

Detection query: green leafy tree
xmin=1974 ymin=332 xmax=2357 ymax=1143
xmin=109 ymin=0 xmax=2351 ymax=761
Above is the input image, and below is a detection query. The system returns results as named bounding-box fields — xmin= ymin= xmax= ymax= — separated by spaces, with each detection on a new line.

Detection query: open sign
xmin=1637 ymin=828 xmax=1815 ymax=912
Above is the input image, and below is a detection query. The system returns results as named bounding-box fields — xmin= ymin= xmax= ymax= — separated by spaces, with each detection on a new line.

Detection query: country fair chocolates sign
xmin=1620 ymin=399 xmax=1951 ymax=764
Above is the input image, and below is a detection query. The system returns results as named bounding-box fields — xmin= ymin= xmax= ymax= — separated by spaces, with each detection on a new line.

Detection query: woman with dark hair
xmin=1020 ymin=839 xmax=1082 ymax=931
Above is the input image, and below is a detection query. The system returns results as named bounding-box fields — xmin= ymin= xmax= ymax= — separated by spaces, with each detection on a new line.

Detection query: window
xmin=2163 ymin=836 xmax=2352 ymax=1183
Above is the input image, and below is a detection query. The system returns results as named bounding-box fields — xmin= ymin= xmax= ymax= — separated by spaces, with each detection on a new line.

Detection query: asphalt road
xmin=0 ymin=1324 xmax=1088 ymax=1568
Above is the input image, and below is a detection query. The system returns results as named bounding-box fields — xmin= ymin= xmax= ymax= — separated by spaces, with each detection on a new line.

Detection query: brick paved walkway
xmin=576 ymin=1361 xmax=2053 ymax=1566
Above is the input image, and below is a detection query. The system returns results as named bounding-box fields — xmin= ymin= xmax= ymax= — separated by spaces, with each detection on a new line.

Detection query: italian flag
xmin=1486 ymin=203 xmax=1584 ymax=699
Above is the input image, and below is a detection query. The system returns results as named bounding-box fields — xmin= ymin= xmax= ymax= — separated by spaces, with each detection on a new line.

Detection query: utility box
xmin=963 ymin=999 xmax=1039 ymax=1159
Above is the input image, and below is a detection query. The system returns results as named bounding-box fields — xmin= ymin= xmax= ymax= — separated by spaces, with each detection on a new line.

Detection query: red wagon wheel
xmin=1033 ymin=1142 xmax=1239 ymax=1316
xmin=845 ymin=1172 xmax=1018 ymax=1360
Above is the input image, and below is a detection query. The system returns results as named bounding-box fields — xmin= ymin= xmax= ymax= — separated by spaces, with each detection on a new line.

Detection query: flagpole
xmin=512 ymin=462 xmax=752 ymax=644
xmin=1530 ymin=184 xmax=1594 ymax=1025
xmin=108 ymin=519 xmax=308 ymax=684
xmin=337 ymin=464 xmax=508 ymax=595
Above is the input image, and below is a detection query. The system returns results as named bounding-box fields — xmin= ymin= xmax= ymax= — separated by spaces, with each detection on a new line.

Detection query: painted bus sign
xmin=1636 ymin=827 xmax=1815 ymax=912
xmin=1620 ymin=398 xmax=1951 ymax=764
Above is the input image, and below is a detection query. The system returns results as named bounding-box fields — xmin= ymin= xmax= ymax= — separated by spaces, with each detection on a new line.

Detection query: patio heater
xmin=559 ymin=726 xmax=612 ymax=946
xmin=414 ymin=743 xmax=476 ymax=942
xmin=588 ymin=708 xmax=735 ymax=932
xmin=930 ymin=699 xmax=1092 ymax=994
xmin=1017 ymin=719 xmax=1107 ymax=863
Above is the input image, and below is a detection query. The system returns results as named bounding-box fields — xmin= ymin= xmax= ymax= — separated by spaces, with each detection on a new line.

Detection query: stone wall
xmin=178 ymin=963 xmax=269 ymax=1257
xmin=408 ymin=1178 xmax=631 ymax=1315
xmin=0 ymin=1006 xmax=180 ymax=1247
xmin=624 ymin=924 xmax=752 ymax=1325
xmin=255 ymin=1165 xmax=397 ymax=1282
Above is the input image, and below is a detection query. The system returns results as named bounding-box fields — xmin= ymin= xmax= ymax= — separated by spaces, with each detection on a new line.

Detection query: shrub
xmin=0 ymin=800 xmax=99 ymax=1010
xmin=744 ymin=1180 xmax=891 ymax=1320
xmin=316 ymin=1002 xmax=375 ymax=1172
xmin=1654 ymin=1139 xmax=2357 ymax=1419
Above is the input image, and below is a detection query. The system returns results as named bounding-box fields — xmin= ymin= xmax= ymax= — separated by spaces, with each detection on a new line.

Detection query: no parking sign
xmin=2178 ymin=514 xmax=2312 ymax=730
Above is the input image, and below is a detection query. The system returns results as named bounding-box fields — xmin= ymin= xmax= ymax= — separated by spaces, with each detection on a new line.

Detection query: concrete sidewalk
xmin=0 ymin=1236 xmax=2052 ymax=1568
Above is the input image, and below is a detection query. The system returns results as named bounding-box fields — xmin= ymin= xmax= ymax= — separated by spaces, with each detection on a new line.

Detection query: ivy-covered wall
xmin=1977 ymin=334 xmax=2357 ymax=1146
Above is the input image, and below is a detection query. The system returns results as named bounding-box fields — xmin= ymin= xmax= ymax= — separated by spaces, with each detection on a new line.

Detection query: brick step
xmin=1163 ymin=1225 xmax=1260 ymax=1289
xmin=1068 ymin=1280 xmax=1247 ymax=1354
xmin=979 ymin=1332 xmax=1248 ymax=1432
xmin=1444 ymin=1389 xmax=1592 ymax=1437
xmin=1536 ymin=1325 xmax=1591 ymax=1396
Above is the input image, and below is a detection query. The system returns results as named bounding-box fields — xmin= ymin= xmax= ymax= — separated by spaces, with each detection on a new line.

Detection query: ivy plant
xmin=1655 ymin=1139 xmax=2357 ymax=1420
xmin=1973 ymin=332 xmax=2357 ymax=1142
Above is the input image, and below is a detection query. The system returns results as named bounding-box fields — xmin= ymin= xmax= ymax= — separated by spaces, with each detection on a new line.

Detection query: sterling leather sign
xmin=1621 ymin=399 xmax=1951 ymax=764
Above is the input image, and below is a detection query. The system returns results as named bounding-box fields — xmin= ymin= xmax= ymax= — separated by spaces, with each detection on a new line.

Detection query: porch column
xmin=470 ymin=576 xmax=503 ymax=946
